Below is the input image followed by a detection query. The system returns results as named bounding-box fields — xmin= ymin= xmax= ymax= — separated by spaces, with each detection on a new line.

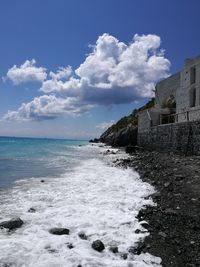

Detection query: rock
xmin=40 ymin=180 xmax=45 ymax=183
xmin=135 ymin=229 xmax=141 ymax=234
xmin=78 ymin=232 xmax=87 ymax=240
xmin=49 ymin=228 xmax=70 ymax=235
xmin=109 ymin=246 xmax=118 ymax=253
xmin=137 ymin=210 xmax=146 ymax=221
xmin=125 ymin=145 xmax=137 ymax=153
xmin=140 ymin=222 xmax=150 ymax=229
xmin=28 ymin=208 xmax=36 ymax=213
xmin=67 ymin=243 xmax=74 ymax=249
xmin=0 ymin=217 xmax=23 ymax=230
xmin=158 ymin=231 xmax=167 ymax=238
xmin=120 ymin=253 xmax=128 ymax=260
xmin=128 ymin=243 xmax=146 ymax=255
xmin=91 ymin=240 xmax=105 ymax=252
xmin=89 ymin=138 xmax=99 ymax=143
xmin=164 ymin=182 xmax=171 ymax=188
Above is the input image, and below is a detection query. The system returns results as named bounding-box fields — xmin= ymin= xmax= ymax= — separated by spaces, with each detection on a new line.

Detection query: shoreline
xmin=116 ymin=148 xmax=200 ymax=267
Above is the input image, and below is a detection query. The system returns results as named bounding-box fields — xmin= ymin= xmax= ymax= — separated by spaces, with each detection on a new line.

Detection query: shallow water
xmin=0 ymin=139 xmax=161 ymax=267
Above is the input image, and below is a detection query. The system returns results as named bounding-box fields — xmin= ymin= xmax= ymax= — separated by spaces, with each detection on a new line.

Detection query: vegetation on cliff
xmin=99 ymin=98 xmax=155 ymax=146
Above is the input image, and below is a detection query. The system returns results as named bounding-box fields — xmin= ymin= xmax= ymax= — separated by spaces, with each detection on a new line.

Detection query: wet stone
xmin=67 ymin=243 xmax=74 ymax=249
xmin=91 ymin=240 xmax=105 ymax=252
xmin=49 ymin=228 xmax=70 ymax=235
xmin=0 ymin=217 xmax=23 ymax=230
xmin=120 ymin=253 xmax=128 ymax=260
xmin=28 ymin=208 xmax=36 ymax=213
xmin=109 ymin=246 xmax=118 ymax=253
xmin=78 ymin=232 xmax=87 ymax=240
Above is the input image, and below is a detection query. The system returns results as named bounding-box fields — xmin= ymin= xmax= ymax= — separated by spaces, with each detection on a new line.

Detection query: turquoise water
xmin=0 ymin=136 xmax=88 ymax=188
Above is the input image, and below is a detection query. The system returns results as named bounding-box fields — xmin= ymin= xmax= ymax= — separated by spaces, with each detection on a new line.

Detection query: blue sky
xmin=0 ymin=0 xmax=199 ymax=139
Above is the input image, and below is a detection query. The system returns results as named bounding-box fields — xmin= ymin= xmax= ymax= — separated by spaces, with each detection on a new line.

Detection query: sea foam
xmin=0 ymin=144 xmax=161 ymax=267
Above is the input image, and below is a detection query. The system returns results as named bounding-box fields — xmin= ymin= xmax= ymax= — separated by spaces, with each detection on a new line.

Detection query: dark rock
xmin=89 ymin=138 xmax=99 ymax=143
xmin=125 ymin=145 xmax=138 ymax=154
xmin=120 ymin=253 xmax=128 ymax=260
xmin=49 ymin=228 xmax=70 ymax=235
xmin=40 ymin=180 xmax=45 ymax=183
xmin=78 ymin=232 xmax=87 ymax=240
xmin=137 ymin=209 xmax=146 ymax=221
xmin=47 ymin=248 xmax=57 ymax=253
xmin=135 ymin=229 xmax=141 ymax=234
xmin=0 ymin=217 xmax=23 ymax=230
xmin=128 ymin=243 xmax=146 ymax=255
xmin=109 ymin=246 xmax=118 ymax=253
xmin=91 ymin=240 xmax=105 ymax=252
xmin=140 ymin=222 xmax=150 ymax=229
xmin=67 ymin=243 xmax=74 ymax=249
xmin=28 ymin=208 xmax=36 ymax=213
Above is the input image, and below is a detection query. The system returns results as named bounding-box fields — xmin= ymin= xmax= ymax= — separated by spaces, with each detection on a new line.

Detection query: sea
xmin=0 ymin=136 xmax=161 ymax=267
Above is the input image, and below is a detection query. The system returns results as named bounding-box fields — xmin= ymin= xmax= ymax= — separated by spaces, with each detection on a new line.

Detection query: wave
xmin=0 ymin=144 xmax=161 ymax=267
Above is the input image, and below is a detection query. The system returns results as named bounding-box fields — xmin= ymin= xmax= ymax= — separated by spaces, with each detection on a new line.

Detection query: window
xmin=190 ymin=88 xmax=196 ymax=107
xmin=190 ymin=67 xmax=196 ymax=84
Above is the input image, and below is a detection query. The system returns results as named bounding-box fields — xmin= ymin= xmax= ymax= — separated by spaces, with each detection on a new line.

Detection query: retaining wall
xmin=137 ymin=120 xmax=200 ymax=155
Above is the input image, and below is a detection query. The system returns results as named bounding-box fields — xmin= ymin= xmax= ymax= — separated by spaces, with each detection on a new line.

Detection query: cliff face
xmin=100 ymin=116 xmax=138 ymax=147
xmin=99 ymin=98 xmax=155 ymax=147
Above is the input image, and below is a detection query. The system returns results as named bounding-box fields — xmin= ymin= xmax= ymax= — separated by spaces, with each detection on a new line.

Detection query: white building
xmin=138 ymin=54 xmax=200 ymax=133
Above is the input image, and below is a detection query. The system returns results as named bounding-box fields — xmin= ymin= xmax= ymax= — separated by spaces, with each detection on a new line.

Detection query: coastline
xmin=0 ymin=142 xmax=162 ymax=267
xmin=116 ymin=148 xmax=200 ymax=267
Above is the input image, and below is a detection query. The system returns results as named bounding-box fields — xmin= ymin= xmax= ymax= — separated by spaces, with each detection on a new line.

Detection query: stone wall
xmin=137 ymin=120 xmax=200 ymax=155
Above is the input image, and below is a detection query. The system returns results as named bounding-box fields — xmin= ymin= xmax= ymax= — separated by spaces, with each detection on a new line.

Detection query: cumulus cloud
xmin=96 ymin=120 xmax=115 ymax=130
xmin=49 ymin=66 xmax=73 ymax=80
xmin=40 ymin=33 xmax=170 ymax=104
xmin=3 ymin=33 xmax=171 ymax=121
xmin=4 ymin=95 xmax=92 ymax=121
xmin=6 ymin=59 xmax=47 ymax=85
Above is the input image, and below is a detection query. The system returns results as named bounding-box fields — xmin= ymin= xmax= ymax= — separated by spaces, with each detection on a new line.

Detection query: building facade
xmin=138 ymin=54 xmax=200 ymax=133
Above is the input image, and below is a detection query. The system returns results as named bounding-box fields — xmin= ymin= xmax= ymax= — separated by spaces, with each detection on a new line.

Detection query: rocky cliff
xmin=99 ymin=98 xmax=155 ymax=147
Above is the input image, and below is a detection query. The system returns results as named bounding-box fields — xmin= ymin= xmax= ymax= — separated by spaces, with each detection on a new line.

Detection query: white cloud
xmin=3 ymin=33 xmax=171 ymax=121
xmin=4 ymin=95 xmax=93 ymax=121
xmin=96 ymin=120 xmax=115 ymax=130
xmin=40 ymin=33 xmax=170 ymax=104
xmin=49 ymin=66 xmax=73 ymax=80
xmin=6 ymin=59 xmax=47 ymax=85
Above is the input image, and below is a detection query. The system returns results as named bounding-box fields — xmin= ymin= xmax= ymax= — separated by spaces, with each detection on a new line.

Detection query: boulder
xmin=0 ymin=217 xmax=23 ymax=230
xmin=92 ymin=240 xmax=105 ymax=252
xmin=49 ymin=228 xmax=70 ymax=235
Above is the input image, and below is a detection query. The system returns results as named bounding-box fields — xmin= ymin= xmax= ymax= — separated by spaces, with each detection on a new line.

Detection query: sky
xmin=0 ymin=0 xmax=199 ymax=139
